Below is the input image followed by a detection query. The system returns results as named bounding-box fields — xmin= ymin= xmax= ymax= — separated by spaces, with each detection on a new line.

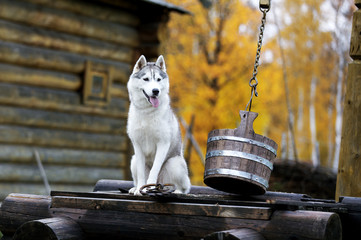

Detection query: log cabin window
xmin=83 ymin=61 xmax=112 ymax=106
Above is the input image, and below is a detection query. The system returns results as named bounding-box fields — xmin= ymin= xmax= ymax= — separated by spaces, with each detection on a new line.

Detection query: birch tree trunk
xmin=331 ymin=0 xmax=352 ymax=171
xmin=273 ymin=4 xmax=298 ymax=162
xmin=310 ymin=76 xmax=320 ymax=167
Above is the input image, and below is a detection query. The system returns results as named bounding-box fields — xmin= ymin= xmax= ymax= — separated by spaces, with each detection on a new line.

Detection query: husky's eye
xmin=157 ymin=78 xmax=161 ymax=82
xmin=143 ymin=77 xmax=149 ymax=82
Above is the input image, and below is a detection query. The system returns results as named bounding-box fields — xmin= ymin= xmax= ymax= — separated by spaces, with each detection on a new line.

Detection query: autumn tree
xmin=163 ymin=0 xmax=352 ymax=184
xmin=164 ymin=0 xmax=269 ymax=184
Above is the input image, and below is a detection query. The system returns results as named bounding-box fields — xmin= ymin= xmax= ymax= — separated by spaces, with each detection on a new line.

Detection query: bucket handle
xmin=235 ymin=111 xmax=258 ymax=137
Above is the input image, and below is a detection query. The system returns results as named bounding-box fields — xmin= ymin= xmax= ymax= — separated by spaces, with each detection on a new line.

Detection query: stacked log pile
xmin=1 ymin=180 xmax=360 ymax=240
xmin=0 ymin=0 xmax=180 ymax=200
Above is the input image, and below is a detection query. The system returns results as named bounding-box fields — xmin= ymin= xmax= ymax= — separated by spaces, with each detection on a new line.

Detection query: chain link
xmin=245 ymin=5 xmax=269 ymax=111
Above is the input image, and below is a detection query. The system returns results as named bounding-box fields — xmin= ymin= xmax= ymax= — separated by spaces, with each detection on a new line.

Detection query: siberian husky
xmin=127 ymin=55 xmax=191 ymax=196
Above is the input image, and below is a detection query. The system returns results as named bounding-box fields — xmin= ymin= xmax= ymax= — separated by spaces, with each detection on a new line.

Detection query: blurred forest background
xmin=162 ymin=0 xmax=354 ymax=185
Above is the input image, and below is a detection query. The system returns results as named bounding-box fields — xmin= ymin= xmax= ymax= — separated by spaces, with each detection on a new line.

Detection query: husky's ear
xmin=155 ymin=55 xmax=166 ymax=72
xmin=133 ymin=55 xmax=147 ymax=74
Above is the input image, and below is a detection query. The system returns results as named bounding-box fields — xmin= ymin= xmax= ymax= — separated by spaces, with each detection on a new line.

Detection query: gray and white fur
xmin=127 ymin=55 xmax=191 ymax=196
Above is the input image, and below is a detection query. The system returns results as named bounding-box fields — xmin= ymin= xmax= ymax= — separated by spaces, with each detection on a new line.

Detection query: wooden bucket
xmin=204 ymin=111 xmax=278 ymax=195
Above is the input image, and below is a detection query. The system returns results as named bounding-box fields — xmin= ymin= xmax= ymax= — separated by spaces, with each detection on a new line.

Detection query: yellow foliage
xmin=163 ymin=0 xmax=346 ymax=184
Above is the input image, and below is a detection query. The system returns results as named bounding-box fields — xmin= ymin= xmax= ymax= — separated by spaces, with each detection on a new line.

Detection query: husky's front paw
xmin=129 ymin=187 xmax=142 ymax=196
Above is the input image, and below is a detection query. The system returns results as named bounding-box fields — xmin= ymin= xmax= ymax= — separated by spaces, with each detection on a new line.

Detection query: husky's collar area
xmin=142 ymin=89 xmax=159 ymax=108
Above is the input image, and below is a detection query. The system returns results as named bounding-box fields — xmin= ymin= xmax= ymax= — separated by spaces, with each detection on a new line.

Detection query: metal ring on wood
xmin=207 ymin=136 xmax=277 ymax=155
xmin=205 ymin=168 xmax=269 ymax=188
xmin=139 ymin=183 xmax=175 ymax=196
xmin=206 ymin=150 xmax=273 ymax=170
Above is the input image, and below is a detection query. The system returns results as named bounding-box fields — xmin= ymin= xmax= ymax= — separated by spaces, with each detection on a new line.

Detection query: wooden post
xmin=336 ymin=0 xmax=361 ymax=200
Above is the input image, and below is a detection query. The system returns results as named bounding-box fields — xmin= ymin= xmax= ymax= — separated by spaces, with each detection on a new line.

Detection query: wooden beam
xmin=0 ymin=63 xmax=81 ymax=91
xmin=0 ymin=0 xmax=139 ymax=47
xmin=0 ymin=125 xmax=127 ymax=151
xmin=0 ymin=40 xmax=131 ymax=83
xmin=51 ymin=196 xmax=272 ymax=220
xmin=22 ymin=0 xmax=140 ymax=27
xmin=13 ymin=217 xmax=85 ymax=240
xmin=0 ymin=145 xmax=126 ymax=168
xmin=0 ymin=19 xmax=134 ymax=66
xmin=0 ymin=105 xmax=126 ymax=134
xmin=0 ymin=184 xmax=95 ymax=201
xmin=0 ymin=163 xmax=125 ymax=185
xmin=336 ymin=1 xmax=361 ymax=199
xmin=0 ymin=83 xmax=128 ymax=118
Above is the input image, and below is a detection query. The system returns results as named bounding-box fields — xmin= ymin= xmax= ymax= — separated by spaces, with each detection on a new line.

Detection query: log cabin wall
xmin=0 ymin=0 xmax=181 ymax=200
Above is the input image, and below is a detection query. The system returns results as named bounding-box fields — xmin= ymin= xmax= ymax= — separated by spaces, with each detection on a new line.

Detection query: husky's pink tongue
xmin=150 ymin=97 xmax=159 ymax=108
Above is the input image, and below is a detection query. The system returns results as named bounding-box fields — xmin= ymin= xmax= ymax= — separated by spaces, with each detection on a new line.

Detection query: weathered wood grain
xmin=0 ymin=163 xmax=124 ymax=185
xmin=0 ymin=62 xmax=81 ymax=90
xmin=0 ymin=40 xmax=131 ymax=83
xmin=0 ymin=125 xmax=127 ymax=151
xmin=0 ymin=145 xmax=126 ymax=167
xmin=22 ymin=0 xmax=140 ymax=26
xmin=0 ymin=105 xmax=126 ymax=134
xmin=0 ymin=192 xmax=342 ymax=240
xmin=13 ymin=217 xmax=85 ymax=240
xmin=0 ymin=83 xmax=128 ymax=118
xmin=0 ymin=184 xmax=93 ymax=201
xmin=51 ymin=196 xmax=272 ymax=220
xmin=336 ymin=61 xmax=361 ymax=199
xmin=0 ymin=194 xmax=51 ymax=234
xmin=111 ymin=83 xmax=129 ymax=98
xmin=0 ymin=0 xmax=139 ymax=47
xmin=350 ymin=10 xmax=361 ymax=59
xmin=204 ymin=228 xmax=265 ymax=240
xmin=0 ymin=19 xmax=134 ymax=66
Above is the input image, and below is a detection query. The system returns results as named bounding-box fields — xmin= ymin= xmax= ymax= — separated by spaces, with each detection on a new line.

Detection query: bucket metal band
xmin=205 ymin=168 xmax=269 ymax=188
xmin=206 ymin=150 xmax=273 ymax=170
xmin=208 ymin=136 xmax=277 ymax=156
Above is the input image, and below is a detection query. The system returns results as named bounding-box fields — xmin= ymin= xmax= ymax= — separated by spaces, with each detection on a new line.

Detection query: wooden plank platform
xmin=1 ymin=180 xmax=355 ymax=239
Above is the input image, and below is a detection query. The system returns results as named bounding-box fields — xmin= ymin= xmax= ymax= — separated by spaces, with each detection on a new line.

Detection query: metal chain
xmin=245 ymin=3 xmax=270 ymax=112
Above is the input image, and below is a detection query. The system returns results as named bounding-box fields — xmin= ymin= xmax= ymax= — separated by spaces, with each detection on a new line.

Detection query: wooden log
xmin=0 ymin=105 xmax=126 ymax=134
xmin=0 ymin=192 xmax=342 ymax=240
xmin=0 ymin=125 xmax=127 ymax=151
xmin=0 ymin=145 xmax=126 ymax=167
xmin=0 ymin=194 xmax=51 ymax=234
xmin=111 ymin=83 xmax=129 ymax=98
xmin=0 ymin=40 xmax=131 ymax=83
xmin=0 ymin=19 xmax=134 ymax=67
xmin=0 ymin=62 xmax=81 ymax=91
xmin=204 ymin=228 xmax=265 ymax=240
xmin=0 ymin=83 xmax=128 ymax=118
xmin=0 ymin=0 xmax=139 ymax=47
xmin=0 ymin=163 xmax=125 ymax=185
xmin=23 ymin=0 xmax=140 ymax=27
xmin=13 ymin=217 xmax=84 ymax=240
xmin=0 ymin=183 xmax=94 ymax=201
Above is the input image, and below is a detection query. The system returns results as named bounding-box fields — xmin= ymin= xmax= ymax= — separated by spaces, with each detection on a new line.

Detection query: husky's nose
xmin=152 ymin=88 xmax=160 ymax=96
